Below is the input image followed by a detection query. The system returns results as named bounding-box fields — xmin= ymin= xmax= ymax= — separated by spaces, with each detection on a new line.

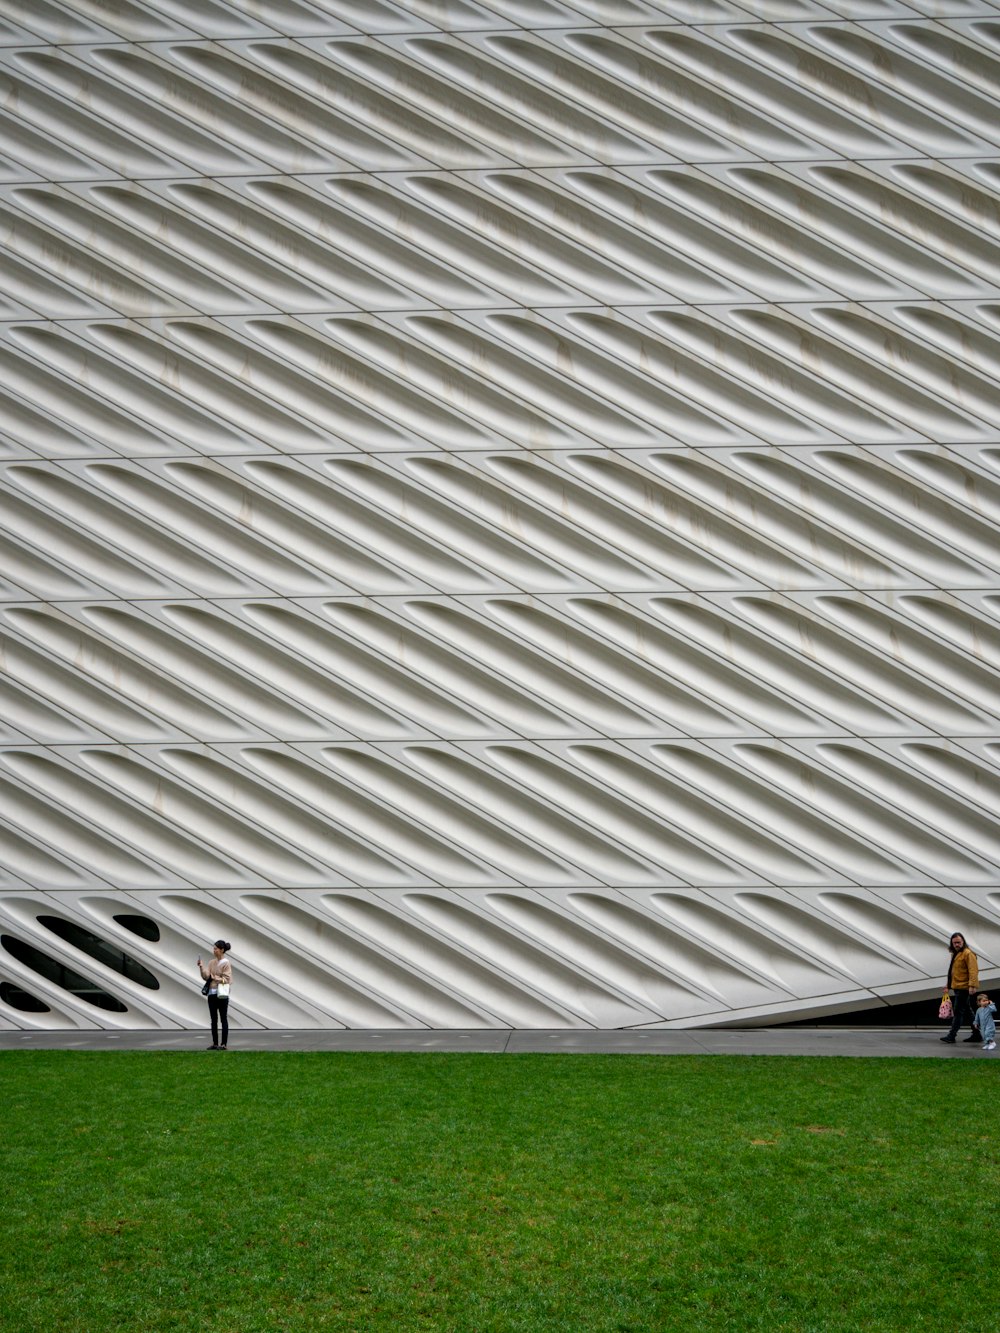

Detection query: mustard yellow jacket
xmin=949 ymin=947 xmax=979 ymax=991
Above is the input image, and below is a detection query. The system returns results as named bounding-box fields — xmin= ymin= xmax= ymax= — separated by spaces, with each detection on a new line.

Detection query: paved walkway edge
xmin=0 ymin=1028 xmax=991 ymax=1058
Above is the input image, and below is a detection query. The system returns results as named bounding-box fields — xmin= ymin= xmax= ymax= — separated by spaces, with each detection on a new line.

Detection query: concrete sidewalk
xmin=0 ymin=1027 xmax=991 ymax=1058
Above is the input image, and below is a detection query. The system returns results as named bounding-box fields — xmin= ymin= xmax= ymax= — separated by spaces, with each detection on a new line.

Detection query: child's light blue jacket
xmin=973 ymin=1001 xmax=996 ymax=1044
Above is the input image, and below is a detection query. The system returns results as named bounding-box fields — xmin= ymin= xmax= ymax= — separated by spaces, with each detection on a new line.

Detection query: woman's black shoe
xmin=940 ymin=1036 xmax=956 ymax=1043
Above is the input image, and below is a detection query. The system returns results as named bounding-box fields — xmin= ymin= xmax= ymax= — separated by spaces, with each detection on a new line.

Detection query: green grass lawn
xmin=1 ymin=1051 xmax=996 ymax=1332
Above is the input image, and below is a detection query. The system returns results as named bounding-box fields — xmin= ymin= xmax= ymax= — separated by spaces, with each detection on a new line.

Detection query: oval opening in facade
xmin=37 ymin=917 xmax=159 ymax=990
xmin=113 ymin=914 xmax=161 ymax=943
xmin=0 ymin=979 xmax=50 ymax=1013
xmin=1 ymin=934 xmax=128 ymax=1012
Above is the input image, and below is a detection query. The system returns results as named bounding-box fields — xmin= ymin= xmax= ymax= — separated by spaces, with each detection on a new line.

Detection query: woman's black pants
xmin=208 ymin=995 xmax=229 ymax=1046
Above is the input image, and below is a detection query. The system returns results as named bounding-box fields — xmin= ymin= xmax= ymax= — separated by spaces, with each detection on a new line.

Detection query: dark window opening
xmin=776 ymin=996 xmax=941 ymax=1028
xmin=113 ymin=914 xmax=160 ymax=943
xmin=0 ymin=980 xmax=50 ymax=1013
xmin=37 ymin=917 xmax=159 ymax=990
xmin=0 ymin=935 xmax=127 ymax=1012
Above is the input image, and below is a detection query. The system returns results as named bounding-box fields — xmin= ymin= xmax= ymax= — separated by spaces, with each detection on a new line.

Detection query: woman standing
xmin=197 ymin=940 xmax=232 ymax=1051
xmin=941 ymin=932 xmax=978 ymax=1044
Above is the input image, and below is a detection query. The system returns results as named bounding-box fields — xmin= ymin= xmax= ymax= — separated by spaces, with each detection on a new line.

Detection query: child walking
xmin=973 ymin=992 xmax=996 ymax=1051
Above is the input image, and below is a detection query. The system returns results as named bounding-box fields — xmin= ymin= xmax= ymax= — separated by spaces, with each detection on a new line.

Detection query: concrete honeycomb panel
xmin=2 ymin=0 xmax=1000 ymax=1029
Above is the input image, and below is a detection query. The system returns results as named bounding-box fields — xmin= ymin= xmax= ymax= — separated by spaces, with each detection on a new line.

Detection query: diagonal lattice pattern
xmin=2 ymin=0 xmax=1000 ymax=1029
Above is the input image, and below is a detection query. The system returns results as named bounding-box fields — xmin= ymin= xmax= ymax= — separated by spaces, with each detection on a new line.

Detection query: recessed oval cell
xmin=403 ymin=893 xmax=648 ymax=1027
xmin=240 ymin=896 xmax=487 ymax=1028
xmin=1 ymin=934 xmax=126 ymax=1012
xmin=732 ymin=893 xmax=909 ymax=986
xmin=36 ymin=916 xmax=158 ymax=989
xmin=321 ymin=893 xmax=567 ymax=1027
xmin=0 ymin=979 xmax=49 ymax=1013
xmin=113 ymin=914 xmax=160 ymax=943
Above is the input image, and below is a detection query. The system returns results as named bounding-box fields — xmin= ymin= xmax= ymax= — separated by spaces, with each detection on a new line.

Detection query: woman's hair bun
xmin=214 ymin=939 xmax=231 ymax=951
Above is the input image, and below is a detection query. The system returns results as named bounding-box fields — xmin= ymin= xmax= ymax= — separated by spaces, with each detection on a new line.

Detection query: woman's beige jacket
xmin=199 ymin=958 xmax=232 ymax=991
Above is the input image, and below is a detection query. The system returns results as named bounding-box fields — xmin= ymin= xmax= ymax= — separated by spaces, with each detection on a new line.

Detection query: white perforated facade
xmin=2 ymin=0 xmax=1000 ymax=1031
